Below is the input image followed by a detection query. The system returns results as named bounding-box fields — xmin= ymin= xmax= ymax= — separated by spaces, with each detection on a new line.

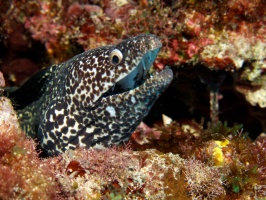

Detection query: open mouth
xmin=103 ymin=48 xmax=161 ymax=97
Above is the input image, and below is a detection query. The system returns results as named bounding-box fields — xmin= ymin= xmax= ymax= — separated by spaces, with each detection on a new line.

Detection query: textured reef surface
xmin=0 ymin=88 xmax=265 ymax=199
xmin=0 ymin=0 xmax=266 ymax=199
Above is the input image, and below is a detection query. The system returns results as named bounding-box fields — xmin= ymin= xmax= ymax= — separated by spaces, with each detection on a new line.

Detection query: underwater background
xmin=0 ymin=0 xmax=265 ymax=199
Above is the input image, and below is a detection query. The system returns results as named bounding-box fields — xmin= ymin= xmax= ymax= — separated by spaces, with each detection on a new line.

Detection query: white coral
xmin=245 ymin=87 xmax=266 ymax=108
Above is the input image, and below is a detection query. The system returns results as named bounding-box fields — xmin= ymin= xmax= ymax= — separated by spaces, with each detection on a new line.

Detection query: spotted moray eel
xmin=9 ymin=34 xmax=173 ymax=156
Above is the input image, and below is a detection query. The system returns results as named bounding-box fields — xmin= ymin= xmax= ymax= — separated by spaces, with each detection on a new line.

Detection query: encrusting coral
xmin=131 ymin=119 xmax=266 ymax=199
xmin=0 ymin=80 xmax=265 ymax=199
xmin=45 ymin=147 xmax=226 ymax=199
xmin=1 ymin=0 xmax=265 ymax=78
xmin=0 ymin=98 xmax=58 ymax=199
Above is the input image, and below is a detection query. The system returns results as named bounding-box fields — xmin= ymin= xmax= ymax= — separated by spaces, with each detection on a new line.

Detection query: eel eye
xmin=110 ymin=49 xmax=123 ymax=65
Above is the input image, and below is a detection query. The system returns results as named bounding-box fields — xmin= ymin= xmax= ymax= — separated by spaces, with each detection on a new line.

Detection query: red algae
xmin=0 ymin=96 xmax=58 ymax=199
xmin=130 ymin=119 xmax=266 ymax=199
xmin=1 ymin=0 xmax=264 ymax=68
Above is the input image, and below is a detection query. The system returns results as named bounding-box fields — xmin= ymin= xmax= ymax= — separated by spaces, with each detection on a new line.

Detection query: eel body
xmin=11 ymin=34 xmax=173 ymax=156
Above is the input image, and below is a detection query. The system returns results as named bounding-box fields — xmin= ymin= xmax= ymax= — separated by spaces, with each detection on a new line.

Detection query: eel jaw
xmin=90 ymin=68 xmax=173 ymax=148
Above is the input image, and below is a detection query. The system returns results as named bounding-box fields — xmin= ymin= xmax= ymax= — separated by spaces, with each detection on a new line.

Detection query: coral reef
xmin=45 ymin=147 xmax=226 ymax=199
xmin=1 ymin=0 xmax=265 ymax=74
xmin=0 ymin=72 xmax=58 ymax=199
xmin=1 ymin=78 xmax=265 ymax=199
xmin=182 ymin=159 xmax=225 ymax=199
xmin=0 ymin=0 xmax=265 ymax=199
xmin=130 ymin=119 xmax=266 ymax=199
xmin=1 ymin=69 xmax=265 ymax=198
xmin=0 ymin=96 xmax=58 ymax=199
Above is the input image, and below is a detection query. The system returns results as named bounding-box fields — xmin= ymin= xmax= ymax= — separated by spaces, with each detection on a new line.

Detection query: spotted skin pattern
xmin=16 ymin=34 xmax=173 ymax=156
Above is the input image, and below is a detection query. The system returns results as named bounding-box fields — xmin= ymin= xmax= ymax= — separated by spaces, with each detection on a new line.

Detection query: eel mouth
xmin=104 ymin=47 xmax=162 ymax=97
